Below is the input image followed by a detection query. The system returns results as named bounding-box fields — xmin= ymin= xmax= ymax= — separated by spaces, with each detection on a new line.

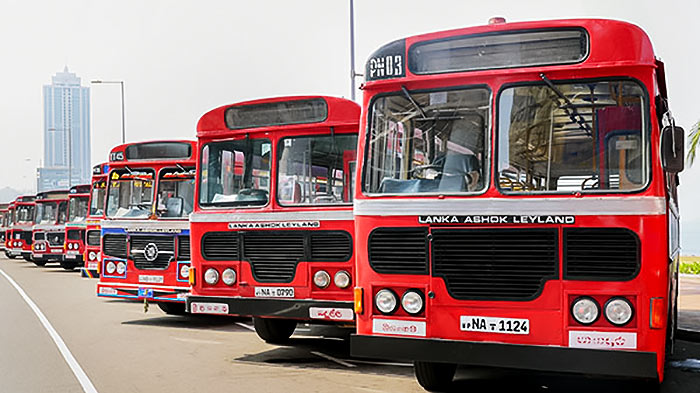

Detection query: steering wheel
xmin=581 ymin=176 xmax=599 ymax=190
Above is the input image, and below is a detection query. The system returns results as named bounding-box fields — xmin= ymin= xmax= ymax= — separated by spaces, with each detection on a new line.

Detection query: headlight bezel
xmin=221 ymin=268 xmax=237 ymax=286
xmin=313 ymin=270 xmax=331 ymax=289
xmin=571 ymin=296 xmax=600 ymax=326
xmin=604 ymin=297 xmax=634 ymax=326
xmin=204 ymin=268 xmax=220 ymax=285
xmin=333 ymin=270 xmax=351 ymax=289
xmin=401 ymin=289 xmax=425 ymax=315
xmin=375 ymin=288 xmax=399 ymax=315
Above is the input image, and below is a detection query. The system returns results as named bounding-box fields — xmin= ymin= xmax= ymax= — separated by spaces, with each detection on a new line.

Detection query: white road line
xmin=235 ymin=322 xmax=256 ymax=331
xmin=311 ymin=351 xmax=357 ymax=368
xmin=0 ymin=268 xmax=98 ymax=393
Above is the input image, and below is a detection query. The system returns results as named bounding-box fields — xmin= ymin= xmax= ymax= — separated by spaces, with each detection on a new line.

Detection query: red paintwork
xmin=63 ymin=184 xmax=91 ymax=265
xmin=190 ymin=96 xmax=360 ymax=320
xmin=353 ymin=19 xmax=674 ymax=381
xmin=7 ymin=196 xmax=36 ymax=258
xmin=83 ymin=164 xmax=108 ymax=277
xmin=32 ymin=190 xmax=69 ymax=261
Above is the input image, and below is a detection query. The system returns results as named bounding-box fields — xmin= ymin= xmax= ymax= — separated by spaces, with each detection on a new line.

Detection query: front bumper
xmin=32 ymin=253 xmax=63 ymax=261
xmin=186 ymin=295 xmax=354 ymax=322
xmin=97 ymin=283 xmax=188 ymax=303
xmin=350 ymin=334 xmax=657 ymax=379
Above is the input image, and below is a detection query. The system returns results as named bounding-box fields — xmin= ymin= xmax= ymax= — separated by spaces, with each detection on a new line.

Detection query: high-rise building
xmin=37 ymin=66 xmax=91 ymax=192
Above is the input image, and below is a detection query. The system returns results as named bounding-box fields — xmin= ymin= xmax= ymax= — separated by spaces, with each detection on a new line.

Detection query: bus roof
xmin=197 ymin=96 xmax=360 ymax=138
xmin=365 ymin=18 xmax=654 ymax=84
xmin=108 ymin=140 xmax=196 ymax=164
xmin=69 ymin=184 xmax=91 ymax=196
xmin=36 ymin=190 xmax=69 ymax=201
xmin=14 ymin=195 xmax=35 ymax=204
xmin=92 ymin=162 xmax=109 ymax=176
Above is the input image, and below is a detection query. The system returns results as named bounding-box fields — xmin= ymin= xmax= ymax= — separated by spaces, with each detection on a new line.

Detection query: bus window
xmin=57 ymin=201 xmax=68 ymax=224
xmin=277 ymin=134 xmax=357 ymax=205
xmin=157 ymin=168 xmax=195 ymax=218
xmin=106 ymin=169 xmax=155 ymax=218
xmin=498 ymin=80 xmax=646 ymax=193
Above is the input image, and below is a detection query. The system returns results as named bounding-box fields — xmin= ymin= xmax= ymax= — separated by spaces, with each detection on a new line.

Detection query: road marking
xmin=236 ymin=322 xmax=255 ymax=331
xmin=0 ymin=268 xmax=98 ymax=393
xmin=311 ymin=351 xmax=357 ymax=368
xmin=170 ymin=336 xmax=223 ymax=345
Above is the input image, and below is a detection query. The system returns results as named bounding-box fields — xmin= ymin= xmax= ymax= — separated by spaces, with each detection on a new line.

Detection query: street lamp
xmin=48 ymin=127 xmax=72 ymax=188
xmin=91 ymin=80 xmax=125 ymax=144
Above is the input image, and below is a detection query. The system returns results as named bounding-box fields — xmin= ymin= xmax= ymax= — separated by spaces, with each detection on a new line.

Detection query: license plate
xmin=87 ymin=262 xmax=98 ymax=270
xmin=65 ymin=254 xmax=76 ymax=259
xmin=138 ymin=288 xmax=154 ymax=298
xmin=569 ymin=331 xmax=637 ymax=350
xmin=139 ymin=275 xmax=164 ymax=284
xmin=254 ymin=287 xmax=294 ymax=298
xmin=190 ymin=302 xmax=229 ymax=314
xmin=99 ymin=287 xmax=117 ymax=295
xmin=309 ymin=307 xmax=354 ymax=321
xmin=460 ymin=316 xmax=529 ymax=335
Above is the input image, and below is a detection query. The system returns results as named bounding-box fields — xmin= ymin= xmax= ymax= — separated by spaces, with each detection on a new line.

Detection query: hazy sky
xmin=1 ymin=0 xmax=699 ymax=250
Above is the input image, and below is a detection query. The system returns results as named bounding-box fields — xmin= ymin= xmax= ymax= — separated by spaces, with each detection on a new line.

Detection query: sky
xmin=0 ymin=0 xmax=699 ymax=250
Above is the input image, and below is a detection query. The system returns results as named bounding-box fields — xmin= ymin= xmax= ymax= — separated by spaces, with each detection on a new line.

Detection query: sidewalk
xmin=679 ymin=274 xmax=700 ymax=331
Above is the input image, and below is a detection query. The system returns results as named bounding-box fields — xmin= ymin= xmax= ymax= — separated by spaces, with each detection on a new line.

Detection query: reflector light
xmin=650 ymin=297 xmax=665 ymax=329
xmin=188 ymin=266 xmax=196 ymax=285
xmin=354 ymin=287 xmax=363 ymax=314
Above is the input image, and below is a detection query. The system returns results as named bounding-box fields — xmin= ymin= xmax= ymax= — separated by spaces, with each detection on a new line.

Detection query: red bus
xmin=63 ymin=184 xmax=91 ymax=270
xmin=350 ymin=19 xmax=683 ymax=388
xmin=32 ymin=190 xmax=69 ymax=267
xmin=7 ymin=195 xmax=36 ymax=261
xmin=96 ymin=141 xmax=196 ymax=315
xmin=82 ymin=163 xmax=109 ymax=278
xmin=0 ymin=203 xmax=10 ymax=253
xmin=186 ymin=96 xmax=360 ymax=343
xmin=4 ymin=201 xmax=16 ymax=258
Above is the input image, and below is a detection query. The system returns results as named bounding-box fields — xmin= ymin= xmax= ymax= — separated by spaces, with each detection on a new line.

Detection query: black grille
xmin=130 ymin=235 xmax=175 ymax=270
xmin=103 ymin=234 xmax=127 ymax=258
xmin=564 ymin=228 xmax=640 ymax=281
xmin=201 ymin=232 xmax=239 ymax=260
xmin=177 ymin=236 xmax=191 ymax=260
xmin=432 ymin=228 xmax=558 ymax=300
xmin=47 ymin=232 xmax=65 ymax=247
xmin=87 ymin=230 xmax=101 ymax=246
xmin=243 ymin=232 xmax=305 ymax=282
xmin=34 ymin=232 xmax=45 ymax=241
xmin=310 ymin=231 xmax=352 ymax=261
xmin=19 ymin=231 xmax=32 ymax=243
xmin=67 ymin=229 xmax=84 ymax=241
xmin=368 ymin=228 xmax=428 ymax=274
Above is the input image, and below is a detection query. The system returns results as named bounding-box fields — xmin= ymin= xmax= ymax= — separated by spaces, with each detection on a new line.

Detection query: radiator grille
xmin=432 ymin=228 xmax=558 ymax=300
xmin=130 ymin=235 xmax=175 ymax=270
xmin=201 ymin=232 xmax=239 ymax=260
xmin=177 ymin=236 xmax=191 ymax=261
xmin=47 ymin=232 xmax=65 ymax=247
xmin=103 ymin=234 xmax=127 ymax=258
xmin=564 ymin=228 xmax=640 ymax=280
xmin=67 ymin=229 xmax=84 ymax=241
xmin=368 ymin=228 xmax=428 ymax=274
xmin=309 ymin=231 xmax=352 ymax=261
xmin=86 ymin=230 xmax=101 ymax=246
xmin=243 ymin=232 xmax=305 ymax=282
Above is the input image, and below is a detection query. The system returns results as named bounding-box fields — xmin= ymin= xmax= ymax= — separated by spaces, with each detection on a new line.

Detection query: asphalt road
xmin=1 ymin=256 xmax=700 ymax=393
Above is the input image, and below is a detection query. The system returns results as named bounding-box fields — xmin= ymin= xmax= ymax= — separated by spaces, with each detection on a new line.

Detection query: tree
xmin=688 ymin=120 xmax=700 ymax=165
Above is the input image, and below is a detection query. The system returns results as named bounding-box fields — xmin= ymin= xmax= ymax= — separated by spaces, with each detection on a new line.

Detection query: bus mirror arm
xmin=661 ymin=125 xmax=684 ymax=173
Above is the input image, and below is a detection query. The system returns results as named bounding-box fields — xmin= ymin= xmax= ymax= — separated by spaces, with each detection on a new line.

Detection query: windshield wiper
xmin=401 ymin=86 xmax=427 ymax=119
xmin=539 ymin=73 xmax=591 ymax=136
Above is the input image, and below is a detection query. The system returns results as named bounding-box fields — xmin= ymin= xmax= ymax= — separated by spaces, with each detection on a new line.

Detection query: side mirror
xmin=661 ymin=125 xmax=684 ymax=173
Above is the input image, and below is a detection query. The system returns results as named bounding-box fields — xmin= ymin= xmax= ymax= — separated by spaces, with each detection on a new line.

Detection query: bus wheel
xmin=60 ymin=261 xmax=77 ymax=271
xmin=157 ymin=302 xmax=186 ymax=315
xmin=23 ymin=255 xmax=32 ymax=262
xmin=253 ymin=317 xmax=296 ymax=344
xmin=33 ymin=260 xmax=46 ymax=267
xmin=414 ymin=361 xmax=456 ymax=392
xmin=7 ymin=254 xmax=16 ymax=259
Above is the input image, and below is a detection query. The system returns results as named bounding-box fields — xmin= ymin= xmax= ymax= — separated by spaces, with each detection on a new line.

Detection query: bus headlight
xmin=105 ymin=261 xmax=116 ymax=274
xmin=179 ymin=264 xmax=190 ymax=279
xmin=313 ymin=270 xmax=331 ymax=289
xmin=204 ymin=268 xmax=219 ymax=285
xmin=88 ymin=251 xmax=97 ymax=261
xmin=116 ymin=261 xmax=126 ymax=275
xmin=605 ymin=297 xmax=633 ymax=326
xmin=222 ymin=268 xmax=236 ymax=286
xmin=401 ymin=290 xmax=424 ymax=315
xmin=333 ymin=270 xmax=351 ymax=289
xmin=375 ymin=289 xmax=398 ymax=314
xmin=571 ymin=297 xmax=599 ymax=325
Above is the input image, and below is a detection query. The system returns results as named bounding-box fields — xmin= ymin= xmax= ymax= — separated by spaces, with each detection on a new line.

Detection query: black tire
xmin=253 ymin=317 xmax=296 ymax=344
xmin=33 ymin=259 xmax=46 ymax=267
xmin=60 ymin=261 xmax=78 ymax=271
xmin=157 ymin=302 xmax=186 ymax=315
xmin=7 ymin=254 xmax=16 ymax=259
xmin=414 ymin=361 xmax=456 ymax=392
xmin=22 ymin=255 xmax=32 ymax=262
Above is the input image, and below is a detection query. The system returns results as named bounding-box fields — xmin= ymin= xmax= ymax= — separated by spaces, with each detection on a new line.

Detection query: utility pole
xmin=350 ymin=0 xmax=357 ymax=101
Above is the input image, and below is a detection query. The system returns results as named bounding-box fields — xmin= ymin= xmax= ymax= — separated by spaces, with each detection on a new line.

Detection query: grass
xmin=680 ymin=256 xmax=700 ymax=274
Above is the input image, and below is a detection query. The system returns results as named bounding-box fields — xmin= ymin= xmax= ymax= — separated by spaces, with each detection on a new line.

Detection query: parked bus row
xmin=0 ymin=18 xmax=685 ymax=390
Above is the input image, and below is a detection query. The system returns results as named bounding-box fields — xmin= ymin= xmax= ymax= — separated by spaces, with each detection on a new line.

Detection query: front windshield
xmin=199 ymin=139 xmax=271 ymax=207
xmin=89 ymin=179 xmax=106 ymax=216
xmin=277 ymin=134 xmax=357 ymax=205
xmin=497 ymin=80 xmax=647 ymax=193
xmin=68 ymin=196 xmax=89 ymax=222
xmin=364 ymin=87 xmax=490 ymax=194
xmin=17 ymin=205 xmax=35 ymax=224
xmin=106 ymin=168 xmax=155 ymax=218
xmin=156 ymin=168 xmax=195 ymax=218
xmin=36 ymin=202 xmax=56 ymax=224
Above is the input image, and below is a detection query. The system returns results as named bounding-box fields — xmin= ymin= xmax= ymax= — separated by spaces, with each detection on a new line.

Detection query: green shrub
xmin=680 ymin=261 xmax=700 ymax=275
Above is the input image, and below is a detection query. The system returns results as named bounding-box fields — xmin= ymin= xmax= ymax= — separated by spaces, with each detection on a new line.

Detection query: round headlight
xmin=96 ymin=251 xmax=101 ymax=261
xmin=88 ymin=251 xmax=96 ymax=261
xmin=401 ymin=290 xmax=424 ymax=315
xmin=333 ymin=270 xmax=351 ymax=289
xmin=180 ymin=264 xmax=190 ymax=279
xmin=105 ymin=261 xmax=116 ymax=274
xmin=605 ymin=297 xmax=634 ymax=326
xmin=571 ymin=297 xmax=600 ymax=325
xmin=204 ymin=268 xmax=219 ymax=285
xmin=375 ymin=289 xmax=398 ymax=314
xmin=313 ymin=270 xmax=331 ymax=289
xmin=116 ymin=262 xmax=126 ymax=275
xmin=222 ymin=268 xmax=236 ymax=286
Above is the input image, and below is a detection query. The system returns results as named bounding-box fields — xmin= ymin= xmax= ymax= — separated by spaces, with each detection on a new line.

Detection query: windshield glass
xmin=68 ymin=196 xmax=89 ymax=222
xmin=497 ymin=80 xmax=647 ymax=193
xmin=106 ymin=168 xmax=155 ymax=218
xmin=89 ymin=179 xmax=107 ymax=216
xmin=199 ymin=139 xmax=271 ymax=207
xmin=36 ymin=202 xmax=57 ymax=224
xmin=157 ymin=168 xmax=195 ymax=218
xmin=277 ymin=134 xmax=357 ymax=205
xmin=364 ymin=87 xmax=490 ymax=194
